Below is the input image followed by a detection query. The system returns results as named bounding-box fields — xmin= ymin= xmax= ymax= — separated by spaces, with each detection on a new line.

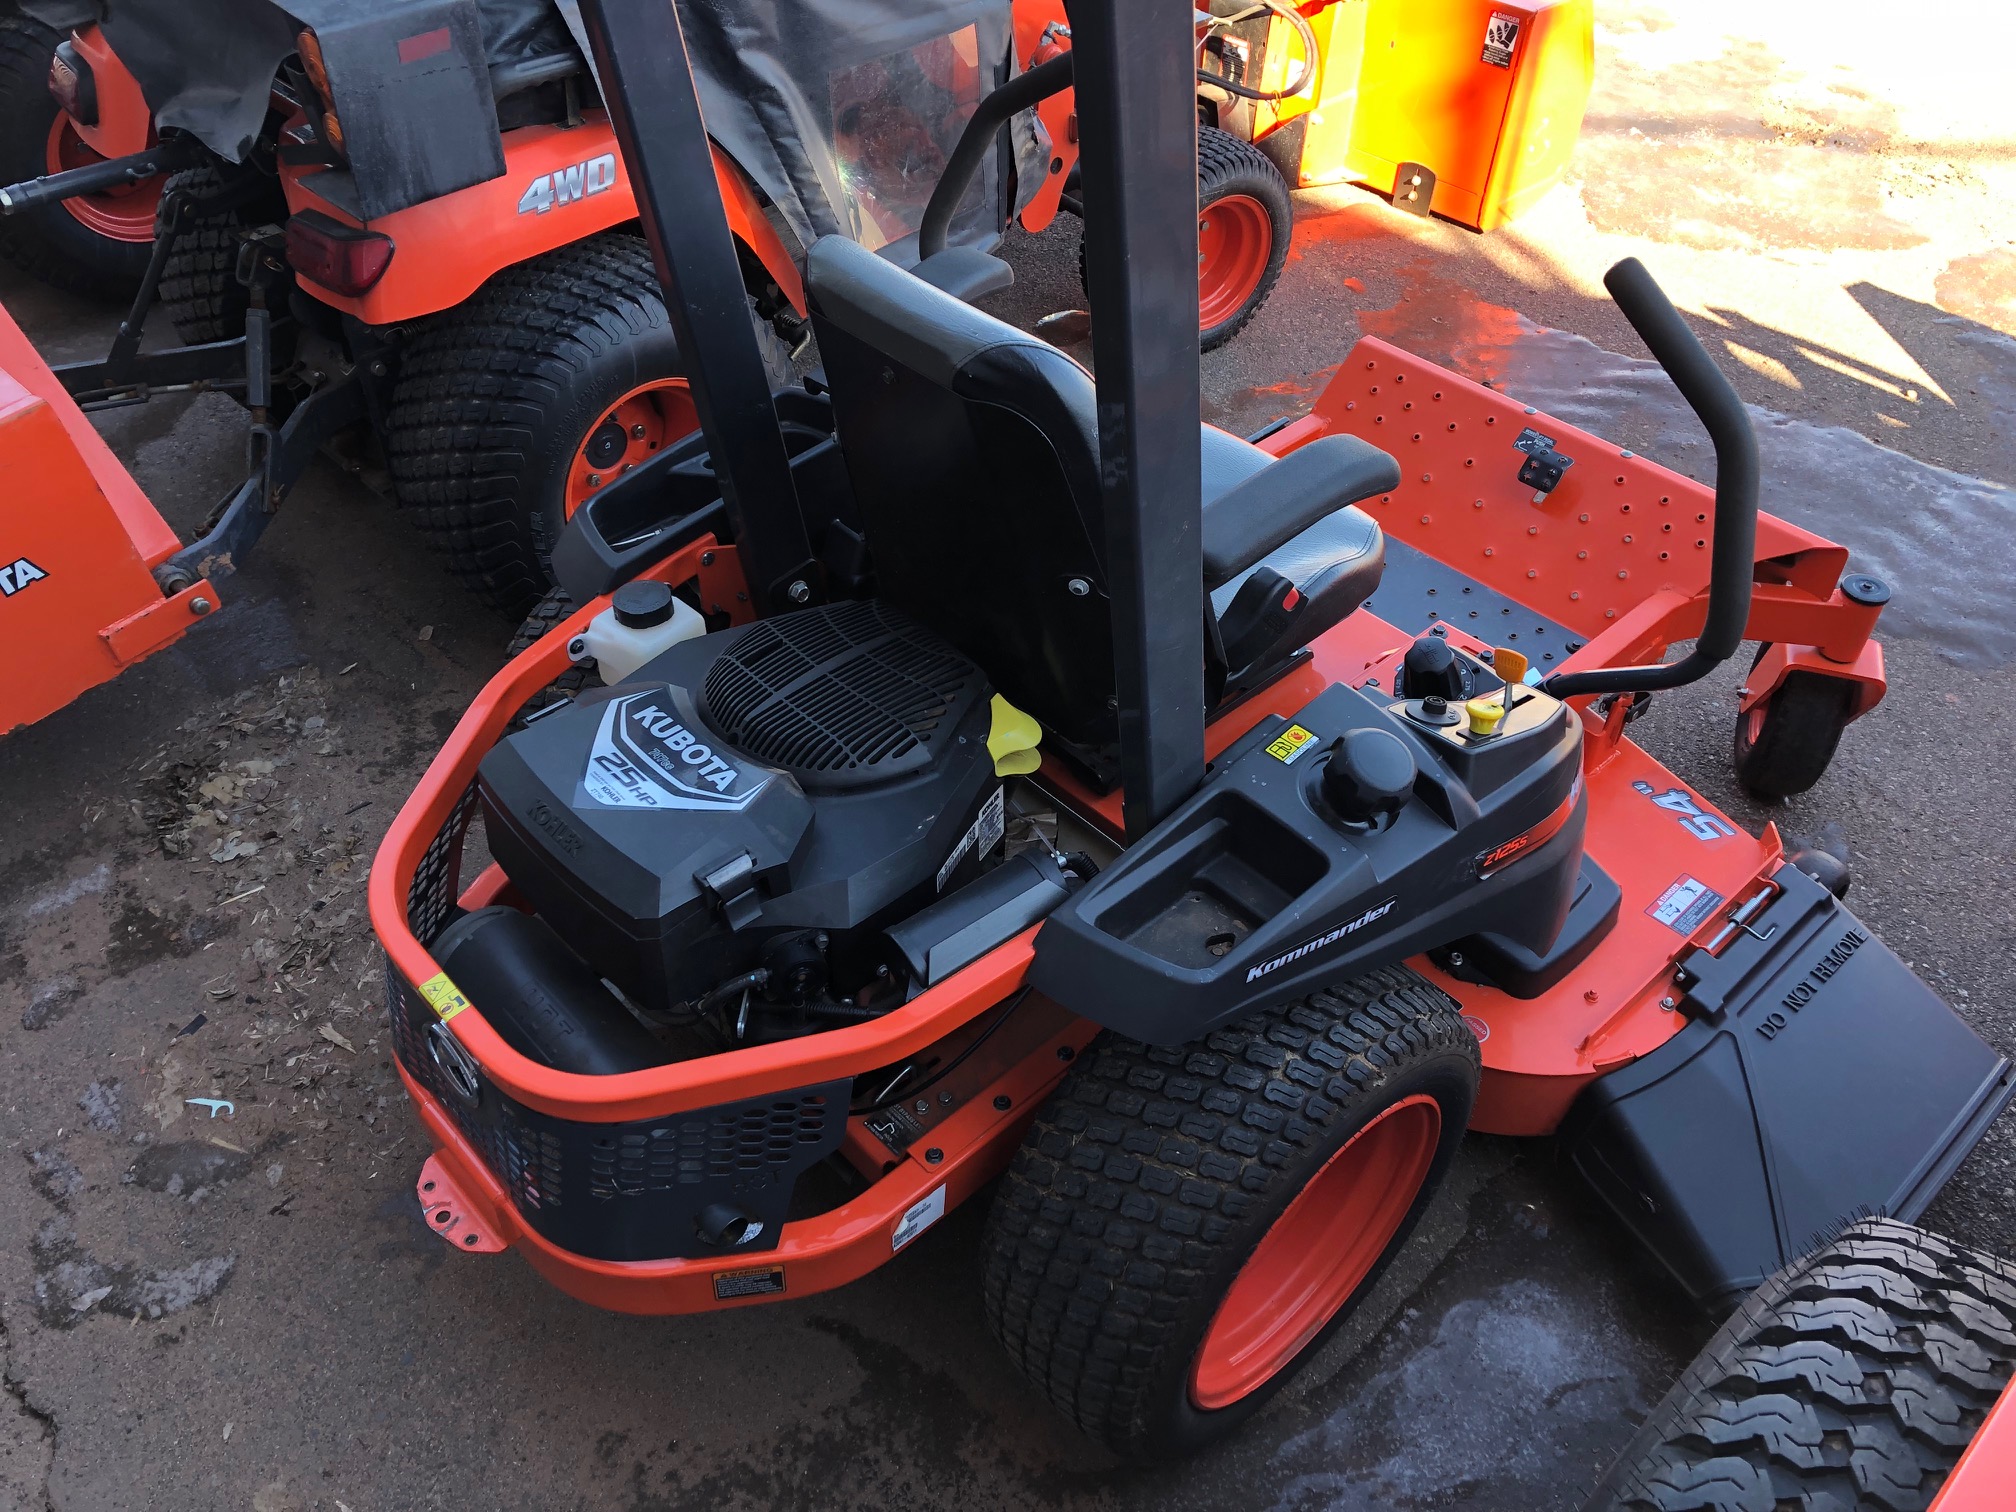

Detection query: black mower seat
xmin=804 ymin=234 xmax=1395 ymax=748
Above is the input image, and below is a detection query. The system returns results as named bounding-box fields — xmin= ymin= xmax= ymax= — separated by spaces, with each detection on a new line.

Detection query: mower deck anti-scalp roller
xmin=367 ymin=0 xmax=2006 ymax=1465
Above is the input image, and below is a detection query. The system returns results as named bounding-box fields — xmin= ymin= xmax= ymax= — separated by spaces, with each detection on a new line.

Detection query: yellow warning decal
xmin=417 ymin=972 xmax=471 ymax=1022
xmin=1265 ymin=724 xmax=1318 ymax=765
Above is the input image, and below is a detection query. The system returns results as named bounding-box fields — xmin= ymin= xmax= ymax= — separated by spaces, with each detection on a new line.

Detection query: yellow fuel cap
xmin=1465 ymin=697 xmax=1507 ymax=736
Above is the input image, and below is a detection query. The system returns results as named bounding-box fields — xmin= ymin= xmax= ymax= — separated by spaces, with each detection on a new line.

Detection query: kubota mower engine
xmin=462 ymin=601 xmax=1016 ymax=1061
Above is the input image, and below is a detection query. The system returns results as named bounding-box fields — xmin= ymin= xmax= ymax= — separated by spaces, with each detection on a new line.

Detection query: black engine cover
xmin=477 ymin=602 xmax=998 ymax=1013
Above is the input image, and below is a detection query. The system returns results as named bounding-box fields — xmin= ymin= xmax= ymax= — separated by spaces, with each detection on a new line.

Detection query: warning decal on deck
xmin=1481 ymin=12 xmax=1521 ymax=67
xmin=893 ymin=1185 xmax=947 ymax=1251
xmin=416 ymin=972 xmax=471 ymax=1022
xmin=1646 ymin=876 xmax=1723 ymax=935
xmin=712 ymin=1265 xmax=786 ymax=1300
xmin=1266 ymin=724 xmax=1318 ymax=765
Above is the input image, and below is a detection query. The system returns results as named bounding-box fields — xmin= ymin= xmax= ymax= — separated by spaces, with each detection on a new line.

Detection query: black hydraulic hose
xmin=1197 ymin=0 xmax=1319 ymax=102
xmin=489 ymin=52 xmax=587 ymax=103
xmin=1541 ymin=258 xmax=1759 ymax=700
xmin=917 ymin=51 xmax=1075 ymax=261
xmin=0 ymin=136 xmax=200 ymax=216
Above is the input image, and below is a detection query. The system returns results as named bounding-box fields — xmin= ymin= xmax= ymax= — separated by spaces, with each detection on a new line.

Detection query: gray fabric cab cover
xmin=26 ymin=0 xmax=1036 ymax=256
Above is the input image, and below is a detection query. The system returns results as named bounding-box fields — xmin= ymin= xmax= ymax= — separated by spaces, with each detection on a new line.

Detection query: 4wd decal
xmin=1245 ymin=899 xmax=1396 ymax=984
xmin=0 ymin=556 xmax=48 ymax=596
xmin=580 ymin=691 xmax=765 ymax=810
xmin=1632 ymin=779 xmax=1737 ymax=842
xmin=516 ymin=153 xmax=618 ymax=216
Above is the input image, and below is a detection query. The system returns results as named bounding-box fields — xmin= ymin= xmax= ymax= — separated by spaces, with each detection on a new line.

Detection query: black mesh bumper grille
xmin=387 ymin=783 xmax=847 ymax=1263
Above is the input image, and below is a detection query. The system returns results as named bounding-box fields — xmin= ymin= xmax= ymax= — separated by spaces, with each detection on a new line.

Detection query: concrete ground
xmin=3 ymin=2 xmax=2013 ymax=1508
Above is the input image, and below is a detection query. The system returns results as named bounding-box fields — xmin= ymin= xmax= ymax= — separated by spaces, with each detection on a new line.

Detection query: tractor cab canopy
xmin=22 ymin=0 xmax=1042 ymax=244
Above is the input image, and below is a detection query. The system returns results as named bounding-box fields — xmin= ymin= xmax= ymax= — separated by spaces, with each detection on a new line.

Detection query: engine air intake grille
xmin=702 ymin=601 xmax=987 ymax=789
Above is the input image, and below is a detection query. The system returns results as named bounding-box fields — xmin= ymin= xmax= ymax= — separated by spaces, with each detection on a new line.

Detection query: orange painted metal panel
xmin=1477 ymin=0 xmax=1592 ymax=229
xmin=282 ymin=118 xmax=804 ymax=325
xmin=0 ymin=306 xmax=211 ymax=732
xmin=65 ymin=25 xmax=154 ymax=159
xmin=1928 ymin=1375 xmax=2016 ymax=1512
xmin=1290 ymin=0 xmax=1591 ymax=230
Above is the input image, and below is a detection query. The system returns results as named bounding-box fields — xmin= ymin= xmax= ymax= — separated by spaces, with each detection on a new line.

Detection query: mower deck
xmin=368 ymin=339 xmax=2013 ymax=1318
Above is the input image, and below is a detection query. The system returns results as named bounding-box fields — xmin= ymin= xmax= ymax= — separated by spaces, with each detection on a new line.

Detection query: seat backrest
xmin=806 ymin=234 xmax=1123 ymax=746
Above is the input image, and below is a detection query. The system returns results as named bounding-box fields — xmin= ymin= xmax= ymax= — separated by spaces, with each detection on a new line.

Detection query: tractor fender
xmin=278 ymin=115 xmax=803 ymax=326
xmin=63 ymin=25 xmax=156 ymax=160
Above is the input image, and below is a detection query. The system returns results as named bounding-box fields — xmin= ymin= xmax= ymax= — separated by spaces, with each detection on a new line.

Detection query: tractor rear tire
xmin=154 ymin=163 xmax=291 ymax=346
xmin=385 ymin=233 xmax=789 ymax=620
xmin=1582 ymin=1218 xmax=2016 ymax=1512
xmin=1196 ymin=126 xmax=1291 ymax=351
xmin=1733 ymin=653 xmax=1857 ymax=800
xmin=0 ymin=15 xmax=155 ymax=299
xmin=504 ymin=585 xmax=601 ymax=717
xmin=981 ymin=964 xmax=1477 ymax=1460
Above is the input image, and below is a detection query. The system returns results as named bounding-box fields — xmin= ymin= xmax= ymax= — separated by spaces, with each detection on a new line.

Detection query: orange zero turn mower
xmin=370 ymin=0 xmax=2007 ymax=1466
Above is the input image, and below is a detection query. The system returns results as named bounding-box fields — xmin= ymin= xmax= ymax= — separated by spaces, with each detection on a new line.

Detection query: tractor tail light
xmin=48 ymin=40 xmax=97 ymax=126
xmin=285 ymin=211 xmax=394 ymax=296
xmin=295 ymin=28 xmax=348 ymax=159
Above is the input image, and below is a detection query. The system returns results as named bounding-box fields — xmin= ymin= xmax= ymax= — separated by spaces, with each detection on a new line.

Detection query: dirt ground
xmin=3 ymin=3 xmax=2013 ymax=1509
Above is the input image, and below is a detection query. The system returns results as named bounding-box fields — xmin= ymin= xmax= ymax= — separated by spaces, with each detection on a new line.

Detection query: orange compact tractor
xmin=371 ymin=0 xmax=2006 ymax=1467
xmin=2 ymin=1 xmax=1593 ymax=738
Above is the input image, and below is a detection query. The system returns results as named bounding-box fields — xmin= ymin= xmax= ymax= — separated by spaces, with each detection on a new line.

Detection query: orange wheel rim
xmin=45 ymin=115 xmax=160 ymax=243
xmin=563 ymin=378 xmax=699 ymax=517
xmin=1189 ymin=1093 xmax=1441 ymax=1410
xmin=1197 ymin=193 xmax=1272 ymax=330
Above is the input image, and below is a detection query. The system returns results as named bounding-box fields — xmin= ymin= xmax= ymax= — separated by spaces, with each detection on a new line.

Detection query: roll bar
xmin=916 ymin=51 xmax=1075 ymax=262
xmin=1541 ymin=259 xmax=1760 ymax=700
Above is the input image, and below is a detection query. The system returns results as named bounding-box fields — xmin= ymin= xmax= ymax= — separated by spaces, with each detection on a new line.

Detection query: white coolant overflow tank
xmin=572 ymin=580 xmax=705 ymax=683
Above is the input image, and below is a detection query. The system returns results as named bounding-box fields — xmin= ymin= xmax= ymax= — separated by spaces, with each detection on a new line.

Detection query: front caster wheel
xmin=981 ymin=965 xmax=1478 ymax=1460
xmin=1733 ymin=651 xmax=1858 ymax=800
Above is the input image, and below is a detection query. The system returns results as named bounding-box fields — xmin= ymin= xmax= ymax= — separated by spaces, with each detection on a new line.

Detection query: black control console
xmin=1030 ymin=640 xmax=1588 ymax=1044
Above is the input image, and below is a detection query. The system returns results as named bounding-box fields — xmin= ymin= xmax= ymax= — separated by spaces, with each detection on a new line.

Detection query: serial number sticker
xmin=416 ymin=971 xmax=471 ymax=1022
xmin=1266 ymin=724 xmax=1318 ymax=765
xmin=1646 ymin=875 xmax=1723 ymax=935
xmin=893 ymin=1184 xmax=947 ymax=1251
xmin=712 ymin=1265 xmax=786 ymax=1301
xmin=1481 ymin=11 xmax=1521 ymax=67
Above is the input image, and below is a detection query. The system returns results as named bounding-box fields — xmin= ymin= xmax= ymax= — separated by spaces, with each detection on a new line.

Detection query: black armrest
xmin=911 ymin=246 xmax=1014 ymax=304
xmin=1200 ymin=434 xmax=1399 ymax=588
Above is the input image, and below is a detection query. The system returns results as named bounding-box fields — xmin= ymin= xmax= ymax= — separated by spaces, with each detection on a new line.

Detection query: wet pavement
xmin=4 ymin=3 xmax=2015 ymax=1509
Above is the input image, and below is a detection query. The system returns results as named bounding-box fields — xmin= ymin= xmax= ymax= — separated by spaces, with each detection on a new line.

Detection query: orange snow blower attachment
xmin=0 ymin=304 xmax=217 ymax=733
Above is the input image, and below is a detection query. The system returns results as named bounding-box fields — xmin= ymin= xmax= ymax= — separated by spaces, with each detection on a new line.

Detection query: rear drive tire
xmin=0 ymin=15 xmax=155 ymax=298
xmin=385 ymin=233 xmax=789 ymax=619
xmin=1733 ymin=650 xmax=1857 ymax=800
xmin=1582 ymin=1218 xmax=2016 ymax=1512
xmin=981 ymin=964 xmax=1477 ymax=1460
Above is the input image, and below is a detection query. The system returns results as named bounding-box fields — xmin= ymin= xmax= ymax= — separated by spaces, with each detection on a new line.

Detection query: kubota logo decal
xmin=581 ymin=691 xmax=764 ymax=811
xmin=517 ymin=153 xmax=618 ymax=215
xmin=0 ymin=556 xmax=48 ymax=596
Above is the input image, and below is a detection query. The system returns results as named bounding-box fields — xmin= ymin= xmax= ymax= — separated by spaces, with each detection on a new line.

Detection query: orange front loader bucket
xmin=0 ymin=304 xmax=217 ymax=733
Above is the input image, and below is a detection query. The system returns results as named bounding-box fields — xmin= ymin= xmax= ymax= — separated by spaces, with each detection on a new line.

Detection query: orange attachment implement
xmin=0 ymin=305 xmax=215 ymax=735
